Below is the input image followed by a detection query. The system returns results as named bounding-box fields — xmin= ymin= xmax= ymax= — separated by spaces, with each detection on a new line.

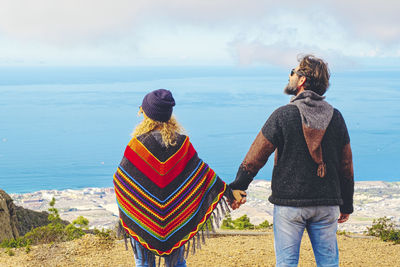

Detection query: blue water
xmin=0 ymin=66 xmax=399 ymax=193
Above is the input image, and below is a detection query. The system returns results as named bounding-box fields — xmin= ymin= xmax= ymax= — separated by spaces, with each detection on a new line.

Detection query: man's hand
xmin=228 ymin=190 xmax=247 ymax=210
xmin=338 ymin=213 xmax=350 ymax=223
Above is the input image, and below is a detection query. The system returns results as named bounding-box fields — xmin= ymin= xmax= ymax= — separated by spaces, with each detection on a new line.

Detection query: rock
xmin=0 ymin=189 xmax=71 ymax=241
xmin=0 ymin=189 xmax=19 ymax=242
xmin=15 ymin=206 xmax=51 ymax=236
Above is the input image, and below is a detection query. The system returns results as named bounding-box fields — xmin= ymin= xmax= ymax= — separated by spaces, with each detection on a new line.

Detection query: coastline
xmin=10 ymin=187 xmax=119 ymax=230
xmin=10 ymin=180 xmax=400 ymax=233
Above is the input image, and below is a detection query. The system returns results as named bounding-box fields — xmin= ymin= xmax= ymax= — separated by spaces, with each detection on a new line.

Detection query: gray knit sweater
xmin=230 ymin=104 xmax=354 ymax=214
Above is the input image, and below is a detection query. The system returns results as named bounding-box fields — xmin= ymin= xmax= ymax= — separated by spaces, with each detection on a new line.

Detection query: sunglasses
xmin=290 ymin=69 xmax=304 ymax=77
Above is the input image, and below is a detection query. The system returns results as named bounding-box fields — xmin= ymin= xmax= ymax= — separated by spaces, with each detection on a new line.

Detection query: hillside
xmin=1 ymin=232 xmax=399 ymax=266
xmin=10 ymin=181 xmax=400 ymax=234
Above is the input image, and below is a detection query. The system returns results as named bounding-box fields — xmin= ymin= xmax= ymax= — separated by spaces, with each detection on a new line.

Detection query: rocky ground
xmin=1 ymin=232 xmax=400 ymax=267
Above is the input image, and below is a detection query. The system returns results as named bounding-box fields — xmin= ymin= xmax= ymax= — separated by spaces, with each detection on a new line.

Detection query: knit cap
xmin=141 ymin=89 xmax=175 ymax=122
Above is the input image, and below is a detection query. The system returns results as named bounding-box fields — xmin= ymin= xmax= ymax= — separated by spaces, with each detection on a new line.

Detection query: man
xmin=230 ymin=55 xmax=354 ymax=267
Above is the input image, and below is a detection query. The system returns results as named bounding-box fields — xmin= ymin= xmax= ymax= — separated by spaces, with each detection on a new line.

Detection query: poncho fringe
xmin=120 ymin=199 xmax=230 ymax=267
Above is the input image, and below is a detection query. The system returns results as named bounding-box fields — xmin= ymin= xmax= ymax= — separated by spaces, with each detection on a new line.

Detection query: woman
xmin=113 ymin=89 xmax=244 ymax=267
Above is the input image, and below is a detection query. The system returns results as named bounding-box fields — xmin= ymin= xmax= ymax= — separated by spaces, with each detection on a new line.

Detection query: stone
xmin=0 ymin=189 xmax=19 ymax=242
xmin=15 ymin=206 xmax=51 ymax=236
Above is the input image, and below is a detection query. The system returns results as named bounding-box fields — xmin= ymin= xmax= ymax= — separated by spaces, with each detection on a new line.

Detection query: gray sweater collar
xmin=290 ymin=90 xmax=333 ymax=130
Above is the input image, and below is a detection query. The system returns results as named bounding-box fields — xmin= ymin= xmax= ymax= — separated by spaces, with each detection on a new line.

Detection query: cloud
xmin=326 ymin=1 xmax=400 ymax=44
xmin=1 ymin=0 xmax=398 ymax=43
xmin=229 ymin=39 xmax=359 ymax=69
xmin=227 ymin=9 xmax=381 ymax=67
xmin=0 ymin=0 xmax=284 ymax=44
xmin=226 ymin=1 xmax=400 ymax=66
xmin=0 ymin=0 xmax=143 ymax=44
xmin=0 ymin=0 xmax=399 ymax=65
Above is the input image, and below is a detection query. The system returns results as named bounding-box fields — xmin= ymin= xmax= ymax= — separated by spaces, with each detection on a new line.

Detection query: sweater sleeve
xmin=229 ymin=131 xmax=275 ymax=190
xmin=339 ymin=143 xmax=354 ymax=214
xmin=261 ymin=107 xmax=283 ymax=148
xmin=335 ymin=110 xmax=354 ymax=214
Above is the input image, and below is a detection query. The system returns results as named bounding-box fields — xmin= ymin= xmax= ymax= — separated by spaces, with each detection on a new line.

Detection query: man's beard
xmin=284 ymin=82 xmax=298 ymax=95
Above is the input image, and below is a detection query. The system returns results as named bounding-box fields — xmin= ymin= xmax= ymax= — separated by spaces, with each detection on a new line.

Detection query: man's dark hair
xmin=297 ymin=54 xmax=330 ymax=96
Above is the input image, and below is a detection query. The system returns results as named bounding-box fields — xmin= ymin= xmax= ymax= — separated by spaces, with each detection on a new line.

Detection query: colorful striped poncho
xmin=113 ymin=132 xmax=230 ymax=262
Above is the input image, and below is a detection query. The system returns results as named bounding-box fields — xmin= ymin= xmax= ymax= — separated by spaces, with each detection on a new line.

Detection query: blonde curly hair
xmin=131 ymin=109 xmax=185 ymax=147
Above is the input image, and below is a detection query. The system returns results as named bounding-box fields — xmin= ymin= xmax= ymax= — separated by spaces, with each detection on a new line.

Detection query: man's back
xmin=262 ymin=104 xmax=353 ymax=213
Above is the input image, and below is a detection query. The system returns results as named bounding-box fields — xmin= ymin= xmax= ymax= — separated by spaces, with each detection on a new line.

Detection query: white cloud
xmin=326 ymin=1 xmax=400 ymax=44
xmin=227 ymin=9 xmax=383 ymax=67
xmin=0 ymin=0 xmax=399 ymax=65
xmin=0 ymin=0 xmax=143 ymax=44
xmin=225 ymin=1 xmax=400 ymax=66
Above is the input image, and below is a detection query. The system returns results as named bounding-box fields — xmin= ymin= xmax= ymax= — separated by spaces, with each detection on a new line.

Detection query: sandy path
xmin=1 ymin=233 xmax=399 ymax=266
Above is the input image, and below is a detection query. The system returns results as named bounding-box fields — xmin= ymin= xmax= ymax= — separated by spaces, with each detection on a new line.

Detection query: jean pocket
xmin=316 ymin=206 xmax=340 ymax=223
xmin=276 ymin=205 xmax=303 ymax=221
xmin=331 ymin=205 xmax=340 ymax=219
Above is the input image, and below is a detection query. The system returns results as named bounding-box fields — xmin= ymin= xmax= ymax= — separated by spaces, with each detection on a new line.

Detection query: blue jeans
xmin=273 ymin=205 xmax=340 ymax=267
xmin=132 ymin=238 xmax=186 ymax=267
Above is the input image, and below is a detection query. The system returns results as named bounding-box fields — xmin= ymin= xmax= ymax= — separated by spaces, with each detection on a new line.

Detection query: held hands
xmin=228 ymin=190 xmax=247 ymax=210
xmin=338 ymin=213 xmax=350 ymax=223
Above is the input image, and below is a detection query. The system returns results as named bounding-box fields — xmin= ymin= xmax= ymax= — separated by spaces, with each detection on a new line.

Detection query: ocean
xmin=1 ymin=66 xmax=399 ymax=193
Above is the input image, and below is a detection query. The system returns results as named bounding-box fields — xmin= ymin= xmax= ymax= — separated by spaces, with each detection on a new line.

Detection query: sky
xmin=0 ymin=0 xmax=399 ymax=68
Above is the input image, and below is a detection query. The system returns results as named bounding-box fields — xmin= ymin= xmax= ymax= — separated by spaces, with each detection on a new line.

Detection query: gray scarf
xmin=290 ymin=90 xmax=334 ymax=177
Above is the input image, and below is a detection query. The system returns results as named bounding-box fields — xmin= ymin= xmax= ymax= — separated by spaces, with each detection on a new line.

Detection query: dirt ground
xmin=1 ymin=232 xmax=400 ymax=266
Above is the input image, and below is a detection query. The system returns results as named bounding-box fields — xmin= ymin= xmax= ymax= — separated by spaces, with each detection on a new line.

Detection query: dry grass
xmin=1 ymin=232 xmax=400 ymax=266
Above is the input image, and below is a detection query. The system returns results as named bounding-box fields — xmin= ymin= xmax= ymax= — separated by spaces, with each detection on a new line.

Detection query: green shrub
xmin=384 ymin=230 xmax=400 ymax=244
xmin=24 ymin=222 xmax=66 ymax=244
xmin=2 ymin=197 xmax=90 ymax=248
xmin=64 ymin=224 xmax=86 ymax=240
xmin=232 ymin=215 xmax=255 ymax=230
xmin=256 ymin=219 xmax=272 ymax=229
xmin=221 ymin=213 xmax=235 ymax=229
xmin=221 ymin=214 xmax=255 ymax=230
xmin=6 ymin=248 xmax=15 ymax=256
xmin=72 ymin=216 xmax=89 ymax=229
xmin=0 ymin=237 xmax=30 ymax=249
xmin=367 ymin=217 xmax=394 ymax=237
xmin=336 ymin=230 xmax=347 ymax=236
xmin=367 ymin=216 xmax=400 ymax=244
xmin=47 ymin=197 xmax=62 ymax=224
xmin=93 ymin=228 xmax=116 ymax=248
xmin=94 ymin=228 xmax=115 ymax=241
xmin=25 ymin=199 xmax=89 ymax=244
